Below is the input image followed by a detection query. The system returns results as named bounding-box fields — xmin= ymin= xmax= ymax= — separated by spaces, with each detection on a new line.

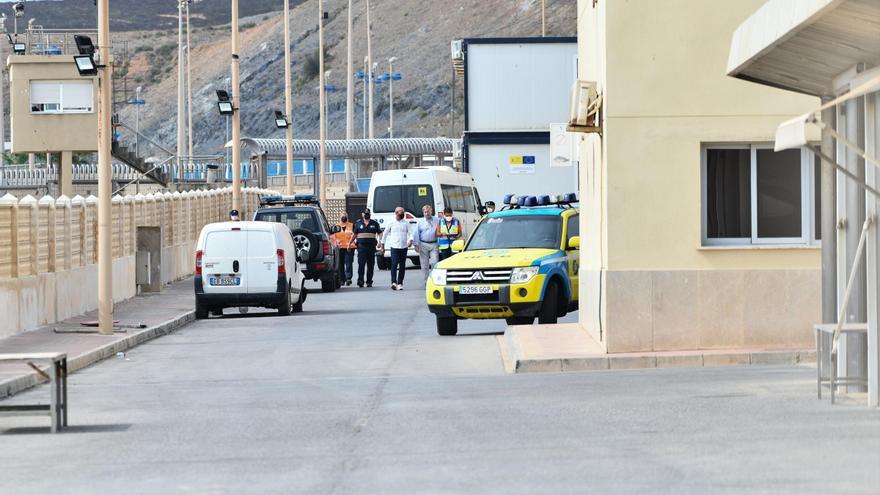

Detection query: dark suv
xmin=254 ymin=195 xmax=342 ymax=292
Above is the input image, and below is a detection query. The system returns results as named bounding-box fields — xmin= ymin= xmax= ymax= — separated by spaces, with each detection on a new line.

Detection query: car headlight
xmin=510 ymin=266 xmax=539 ymax=284
xmin=431 ymin=268 xmax=447 ymax=286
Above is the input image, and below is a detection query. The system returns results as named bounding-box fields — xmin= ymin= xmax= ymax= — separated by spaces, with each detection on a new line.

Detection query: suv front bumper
xmin=426 ymin=276 xmax=546 ymax=320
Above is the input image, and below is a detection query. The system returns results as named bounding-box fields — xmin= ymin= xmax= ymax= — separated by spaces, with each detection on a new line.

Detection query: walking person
xmin=436 ymin=207 xmax=462 ymax=260
xmin=413 ymin=204 xmax=439 ymax=280
xmin=379 ymin=206 xmax=414 ymax=290
xmin=350 ymin=209 xmax=381 ymax=288
xmin=332 ymin=213 xmax=355 ymax=286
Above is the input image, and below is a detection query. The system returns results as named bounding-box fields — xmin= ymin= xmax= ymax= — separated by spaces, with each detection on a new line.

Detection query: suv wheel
xmin=537 ymin=280 xmax=560 ymax=324
xmin=321 ymin=276 xmax=337 ymax=293
xmin=436 ymin=316 xmax=458 ymax=336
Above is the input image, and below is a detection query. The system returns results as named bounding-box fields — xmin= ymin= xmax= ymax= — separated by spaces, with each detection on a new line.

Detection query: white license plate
xmin=210 ymin=276 xmax=241 ymax=286
xmin=459 ymin=285 xmax=493 ymax=295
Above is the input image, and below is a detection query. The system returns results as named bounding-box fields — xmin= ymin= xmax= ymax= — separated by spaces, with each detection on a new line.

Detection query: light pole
xmin=366 ymin=0 xmax=374 ymax=139
xmin=128 ymin=86 xmax=145 ymax=157
xmin=318 ymin=0 xmax=327 ymax=205
xmin=345 ymin=0 xmax=353 ymax=178
xmin=0 ymin=13 xmax=6 ymax=167
xmin=176 ymin=0 xmax=185 ymax=184
xmin=386 ymin=57 xmax=401 ymax=138
xmin=231 ymin=0 xmax=242 ymax=211
xmin=541 ymin=0 xmax=546 ymax=37
xmin=225 ymin=77 xmax=230 ymax=180
xmin=284 ymin=0 xmax=294 ymax=195
xmin=97 ymin=0 xmax=113 ymax=334
xmin=186 ymin=1 xmax=196 ymax=169
xmin=360 ymin=57 xmax=368 ymax=138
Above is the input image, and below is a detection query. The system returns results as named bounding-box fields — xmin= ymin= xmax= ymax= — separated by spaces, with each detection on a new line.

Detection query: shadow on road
xmin=1 ymin=423 xmax=132 ymax=435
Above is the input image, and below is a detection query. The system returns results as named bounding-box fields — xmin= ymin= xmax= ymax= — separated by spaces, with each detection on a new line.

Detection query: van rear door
xmin=246 ymin=229 xmax=279 ymax=294
xmin=202 ymin=229 xmax=247 ymax=294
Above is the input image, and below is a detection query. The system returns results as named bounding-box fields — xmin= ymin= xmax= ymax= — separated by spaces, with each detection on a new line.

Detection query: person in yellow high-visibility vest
xmin=436 ymin=207 xmax=462 ymax=260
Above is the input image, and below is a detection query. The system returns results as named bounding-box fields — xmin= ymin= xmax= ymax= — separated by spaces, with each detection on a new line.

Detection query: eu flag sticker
xmin=523 ymin=156 xmax=536 ymax=164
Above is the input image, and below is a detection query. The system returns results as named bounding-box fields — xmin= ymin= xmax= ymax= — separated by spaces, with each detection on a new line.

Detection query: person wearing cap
xmin=436 ymin=207 xmax=462 ymax=260
xmin=229 ymin=209 xmax=240 ymax=221
xmin=484 ymin=201 xmax=496 ymax=216
xmin=350 ymin=209 xmax=381 ymax=288
xmin=332 ymin=213 xmax=355 ymax=286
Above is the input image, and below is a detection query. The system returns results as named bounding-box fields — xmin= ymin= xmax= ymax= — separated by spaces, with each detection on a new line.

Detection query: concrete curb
xmin=502 ymin=341 xmax=816 ymax=374
xmin=0 ymin=311 xmax=196 ymax=399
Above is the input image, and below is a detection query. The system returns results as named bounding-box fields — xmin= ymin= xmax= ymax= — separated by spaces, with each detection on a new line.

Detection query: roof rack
xmin=259 ymin=194 xmax=321 ymax=207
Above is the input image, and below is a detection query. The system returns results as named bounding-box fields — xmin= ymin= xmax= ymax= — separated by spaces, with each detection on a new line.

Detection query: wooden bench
xmin=0 ymin=353 xmax=68 ymax=433
xmin=814 ymin=324 xmax=868 ymax=404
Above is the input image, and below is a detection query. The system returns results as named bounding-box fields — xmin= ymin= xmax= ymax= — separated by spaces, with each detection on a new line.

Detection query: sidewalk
xmin=498 ymin=323 xmax=816 ymax=373
xmin=0 ymin=278 xmax=195 ymax=399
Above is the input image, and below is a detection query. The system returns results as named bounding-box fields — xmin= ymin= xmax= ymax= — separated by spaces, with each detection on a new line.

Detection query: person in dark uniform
xmin=349 ymin=209 xmax=381 ymax=288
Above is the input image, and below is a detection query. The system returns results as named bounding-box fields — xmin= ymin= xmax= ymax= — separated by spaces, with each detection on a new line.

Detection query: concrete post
xmin=18 ymin=195 xmax=37 ymax=277
xmin=38 ymin=195 xmax=54 ymax=274
xmin=231 ymin=0 xmax=242 ymax=212
xmin=97 ymin=0 xmax=114 ymax=335
xmin=284 ymin=0 xmax=295 ymax=196
xmin=0 ymin=194 xmax=18 ymax=278
xmin=56 ymin=195 xmax=71 ymax=272
xmin=59 ymin=151 xmax=74 ymax=198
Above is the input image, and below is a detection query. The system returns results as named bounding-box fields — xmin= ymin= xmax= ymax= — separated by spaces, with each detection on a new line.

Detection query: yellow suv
xmin=426 ymin=194 xmax=579 ymax=336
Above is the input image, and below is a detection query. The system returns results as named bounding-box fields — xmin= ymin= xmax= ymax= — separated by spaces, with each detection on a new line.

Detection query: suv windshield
xmin=467 ymin=216 xmax=562 ymax=250
xmin=373 ymin=185 xmax=434 ymax=217
xmin=255 ymin=210 xmax=321 ymax=233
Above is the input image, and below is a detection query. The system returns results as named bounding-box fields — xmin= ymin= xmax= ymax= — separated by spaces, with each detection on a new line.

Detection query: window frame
xmin=29 ymin=80 xmax=94 ymax=115
xmin=701 ymin=143 xmax=817 ymax=247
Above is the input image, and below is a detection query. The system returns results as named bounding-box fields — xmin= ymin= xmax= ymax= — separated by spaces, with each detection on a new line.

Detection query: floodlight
xmin=12 ymin=42 xmax=26 ymax=55
xmin=216 ymin=89 xmax=230 ymax=101
xmin=74 ymin=35 xmax=95 ymax=56
xmin=73 ymin=55 xmax=98 ymax=75
xmin=13 ymin=3 xmax=24 ymax=18
xmin=274 ymin=110 xmax=288 ymax=129
xmin=217 ymin=101 xmax=234 ymax=115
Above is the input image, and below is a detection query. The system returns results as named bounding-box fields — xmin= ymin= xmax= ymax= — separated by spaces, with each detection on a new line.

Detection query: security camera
xmin=13 ymin=3 xmax=25 ymax=18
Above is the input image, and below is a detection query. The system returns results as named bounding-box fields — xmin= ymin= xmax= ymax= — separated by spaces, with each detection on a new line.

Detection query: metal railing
xmin=23 ymin=28 xmax=100 ymax=56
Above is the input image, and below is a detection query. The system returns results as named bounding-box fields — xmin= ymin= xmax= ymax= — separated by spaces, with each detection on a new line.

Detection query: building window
xmin=702 ymin=144 xmax=819 ymax=246
xmin=30 ymin=81 xmax=94 ymax=114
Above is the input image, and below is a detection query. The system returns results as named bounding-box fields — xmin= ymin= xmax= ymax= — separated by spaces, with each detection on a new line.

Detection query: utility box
xmin=456 ymin=37 xmax=579 ymax=204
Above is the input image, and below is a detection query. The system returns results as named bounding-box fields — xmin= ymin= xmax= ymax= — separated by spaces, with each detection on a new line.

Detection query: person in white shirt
xmin=413 ymin=205 xmax=439 ymax=280
xmin=379 ymin=206 xmax=414 ymax=290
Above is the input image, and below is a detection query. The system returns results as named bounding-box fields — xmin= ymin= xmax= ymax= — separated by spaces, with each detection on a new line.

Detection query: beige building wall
xmin=8 ymin=55 xmax=98 ymax=153
xmin=576 ymin=0 xmax=822 ymax=352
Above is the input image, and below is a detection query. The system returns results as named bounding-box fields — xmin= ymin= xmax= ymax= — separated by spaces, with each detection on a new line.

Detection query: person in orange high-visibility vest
xmin=332 ymin=214 xmax=355 ymax=285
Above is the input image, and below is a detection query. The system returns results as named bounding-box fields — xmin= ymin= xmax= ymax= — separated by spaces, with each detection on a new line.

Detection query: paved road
xmin=1 ymin=270 xmax=878 ymax=494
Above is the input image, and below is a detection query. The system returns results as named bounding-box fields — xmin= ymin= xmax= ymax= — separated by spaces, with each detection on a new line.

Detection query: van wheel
xmin=538 ymin=280 xmax=560 ymax=324
xmin=376 ymin=255 xmax=389 ymax=271
xmin=195 ymin=300 xmax=209 ymax=320
xmin=436 ymin=316 xmax=458 ymax=336
xmin=321 ymin=276 xmax=337 ymax=293
xmin=278 ymin=284 xmax=292 ymax=316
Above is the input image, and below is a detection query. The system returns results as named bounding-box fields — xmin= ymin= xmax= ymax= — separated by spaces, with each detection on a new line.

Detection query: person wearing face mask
xmin=484 ymin=201 xmax=496 ymax=215
xmin=379 ymin=206 xmax=414 ymax=290
xmin=332 ymin=213 xmax=355 ymax=286
xmin=413 ymin=204 xmax=439 ymax=280
xmin=350 ymin=209 xmax=381 ymax=288
xmin=436 ymin=207 xmax=462 ymax=260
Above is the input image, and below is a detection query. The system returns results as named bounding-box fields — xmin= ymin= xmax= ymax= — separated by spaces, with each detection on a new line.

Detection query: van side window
xmin=374 ymin=185 xmax=434 ymax=217
xmin=441 ymin=185 xmax=477 ymax=213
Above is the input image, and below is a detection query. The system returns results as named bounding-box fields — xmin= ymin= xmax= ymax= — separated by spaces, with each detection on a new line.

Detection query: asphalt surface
xmin=1 ymin=268 xmax=878 ymax=494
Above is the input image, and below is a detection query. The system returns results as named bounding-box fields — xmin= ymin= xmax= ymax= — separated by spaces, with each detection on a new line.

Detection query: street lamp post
xmin=541 ymin=0 xmax=546 ymax=37
xmin=366 ymin=0 xmax=374 ymax=139
xmin=97 ymin=0 xmax=113 ymax=334
xmin=345 ymin=0 xmax=353 ymax=179
xmin=317 ymin=0 xmax=327 ymax=205
xmin=177 ymin=0 xmax=185 ymax=184
xmin=225 ymin=77 xmax=230 ymax=181
xmin=186 ymin=0 xmax=195 ymax=169
xmin=231 ymin=0 xmax=242 ymax=212
xmin=284 ymin=0 xmax=294 ymax=195
xmin=387 ymin=57 xmax=401 ymax=138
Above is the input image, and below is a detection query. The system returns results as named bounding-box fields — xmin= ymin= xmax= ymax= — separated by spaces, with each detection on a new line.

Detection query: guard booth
xmin=729 ymin=0 xmax=880 ymax=406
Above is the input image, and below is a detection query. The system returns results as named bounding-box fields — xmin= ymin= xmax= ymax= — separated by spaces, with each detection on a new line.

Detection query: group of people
xmin=331 ymin=205 xmax=476 ymax=290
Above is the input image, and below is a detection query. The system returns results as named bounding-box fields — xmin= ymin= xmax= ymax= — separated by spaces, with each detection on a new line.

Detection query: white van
xmin=194 ymin=221 xmax=307 ymax=318
xmin=367 ymin=166 xmax=484 ymax=269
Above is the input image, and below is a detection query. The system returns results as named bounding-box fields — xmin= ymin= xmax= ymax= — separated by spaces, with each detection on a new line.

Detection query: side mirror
xmin=568 ymin=236 xmax=580 ymax=250
xmin=297 ymin=248 xmax=310 ymax=262
xmin=451 ymin=239 xmax=465 ymax=252
xmin=330 ymin=225 xmax=341 ymax=234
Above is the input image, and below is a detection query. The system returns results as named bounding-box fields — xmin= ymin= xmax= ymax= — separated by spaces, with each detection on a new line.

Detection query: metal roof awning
xmin=727 ymin=0 xmax=880 ymax=97
xmin=228 ymin=137 xmax=460 ymax=160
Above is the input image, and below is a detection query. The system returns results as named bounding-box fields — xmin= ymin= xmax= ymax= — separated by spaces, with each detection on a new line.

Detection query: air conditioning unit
xmin=451 ymin=40 xmax=464 ymax=61
xmin=568 ymin=80 xmax=601 ymax=129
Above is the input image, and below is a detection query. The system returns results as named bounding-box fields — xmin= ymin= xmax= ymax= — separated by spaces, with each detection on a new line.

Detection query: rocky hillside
xmin=111 ymin=0 xmax=576 ymax=158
